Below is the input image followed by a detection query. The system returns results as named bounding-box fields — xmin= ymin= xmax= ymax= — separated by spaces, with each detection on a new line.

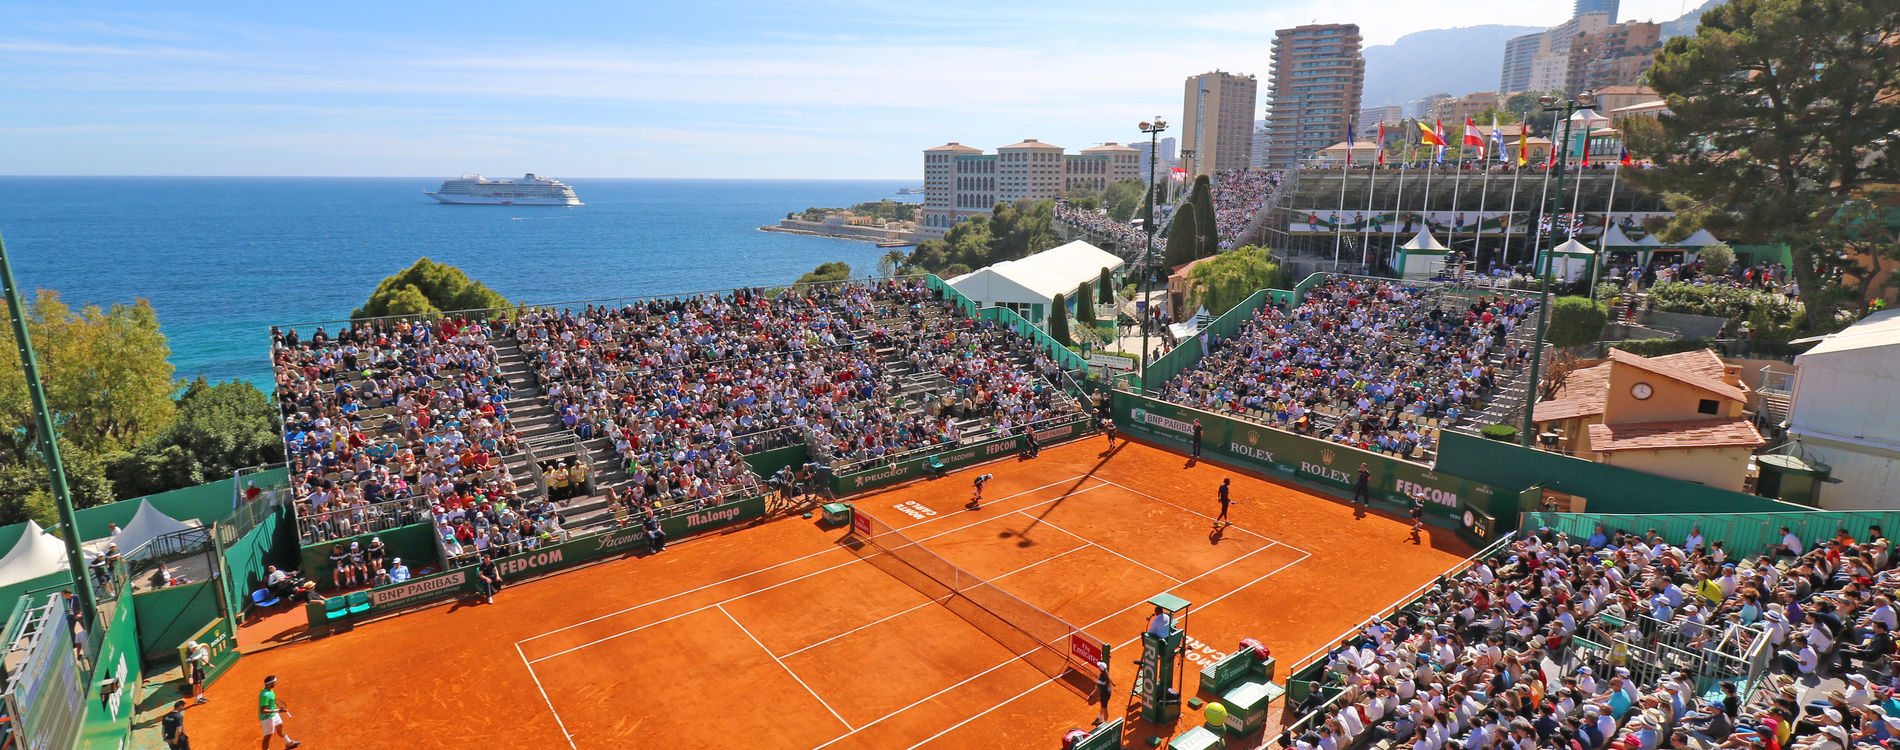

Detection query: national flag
xmin=1435 ymin=144 xmax=1445 ymax=163
xmin=1417 ymin=119 xmax=1447 ymax=147
xmin=1345 ymin=123 xmax=1356 ymax=166
xmin=1169 ymin=166 xmax=1186 ymax=183
xmin=1619 ymin=146 xmax=1633 ymax=167
xmin=1545 ymin=140 xmax=1558 ymax=169
xmin=1516 ymin=126 xmax=1528 ymax=167
xmin=1376 ymin=123 xmax=1387 ymax=166
xmin=1490 ymin=116 xmax=1507 ymax=163
xmin=1581 ymin=134 xmax=1592 ymax=167
xmin=1462 ymin=117 xmax=1486 ymax=158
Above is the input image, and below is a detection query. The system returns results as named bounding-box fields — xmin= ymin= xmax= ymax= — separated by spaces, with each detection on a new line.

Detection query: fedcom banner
xmin=1120 ymin=395 xmax=1509 ymax=523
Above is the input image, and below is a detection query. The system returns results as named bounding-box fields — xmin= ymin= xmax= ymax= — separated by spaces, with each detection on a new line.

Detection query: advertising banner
xmin=1289 ymin=209 xmax=1670 ymax=238
xmin=831 ymin=417 xmax=1091 ymax=495
xmin=1118 ymin=395 xmax=1510 ymax=523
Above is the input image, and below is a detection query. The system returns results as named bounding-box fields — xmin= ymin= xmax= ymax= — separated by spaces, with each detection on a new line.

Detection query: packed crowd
xmin=272 ymin=317 xmax=572 ymax=576
xmin=1291 ymin=521 xmax=1900 ymax=750
xmin=1210 ymin=170 xmax=1286 ymax=251
xmin=1157 ymin=277 xmax=1534 ymax=459
xmin=1056 ymin=202 xmax=1149 ymax=249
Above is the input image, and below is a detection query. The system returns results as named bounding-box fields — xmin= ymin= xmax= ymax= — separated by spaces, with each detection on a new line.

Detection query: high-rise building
xmin=1358 ymin=105 xmax=1404 ymax=132
xmin=1130 ymin=136 xmax=1179 ymax=183
xmin=1567 ymin=21 xmax=1662 ymax=93
xmin=1263 ymin=24 xmax=1365 ymax=168
xmin=918 ymin=139 xmax=1141 ymax=237
xmin=1526 ymin=12 xmax=1612 ymax=94
xmin=1250 ymin=120 xmax=1270 ymax=168
xmin=1574 ymin=0 xmax=1619 ymax=23
xmin=1499 ymin=32 xmax=1547 ymax=94
xmin=1181 ymin=71 xmax=1260 ymax=179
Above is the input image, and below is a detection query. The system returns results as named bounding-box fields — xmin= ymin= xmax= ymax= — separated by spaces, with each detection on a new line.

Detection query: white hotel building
xmin=918 ymin=140 xmax=1140 ymax=238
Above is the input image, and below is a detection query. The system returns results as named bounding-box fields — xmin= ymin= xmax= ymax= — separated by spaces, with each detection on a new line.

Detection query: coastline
xmin=757 ymin=225 xmax=915 ymax=247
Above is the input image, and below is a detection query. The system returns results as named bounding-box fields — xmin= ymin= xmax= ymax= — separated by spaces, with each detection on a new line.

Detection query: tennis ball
xmin=1204 ymin=702 xmax=1228 ymax=727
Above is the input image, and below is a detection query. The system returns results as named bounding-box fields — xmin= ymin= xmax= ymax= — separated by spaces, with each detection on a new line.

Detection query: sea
xmin=0 ymin=177 xmax=920 ymax=387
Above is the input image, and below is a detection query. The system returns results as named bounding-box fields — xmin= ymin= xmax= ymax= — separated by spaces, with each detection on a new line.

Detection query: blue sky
xmin=0 ymin=1 xmax=1685 ymax=178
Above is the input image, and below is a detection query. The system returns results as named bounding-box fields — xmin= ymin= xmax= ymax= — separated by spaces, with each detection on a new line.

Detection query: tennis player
xmin=967 ymin=474 xmax=993 ymax=510
xmin=1095 ymin=661 xmax=1113 ymax=725
xmin=257 ymin=675 xmax=300 ymax=749
xmin=1104 ymin=418 xmax=1117 ymax=449
xmin=1216 ymin=478 xmax=1232 ymax=525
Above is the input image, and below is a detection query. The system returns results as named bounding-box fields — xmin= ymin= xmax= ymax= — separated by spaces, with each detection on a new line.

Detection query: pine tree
xmin=1048 ymin=293 xmax=1072 ymax=346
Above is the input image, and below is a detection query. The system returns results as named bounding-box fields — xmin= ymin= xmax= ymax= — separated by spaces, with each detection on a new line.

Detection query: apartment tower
xmin=1180 ymin=71 xmax=1259 ymax=179
xmin=1263 ymin=23 xmax=1365 ymax=168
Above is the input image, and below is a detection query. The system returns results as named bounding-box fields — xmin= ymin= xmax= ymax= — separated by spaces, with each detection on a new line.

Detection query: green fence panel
xmin=925 ymin=273 xmax=979 ymax=317
xmin=1111 ymin=392 xmax=1518 ymax=526
xmin=298 ymin=521 xmax=439 ymax=591
xmin=1436 ymin=431 xmax=1809 ymax=515
xmin=1140 ymin=289 xmax=1273 ymax=390
xmin=830 ymin=418 xmax=1091 ymax=495
xmin=743 ymin=442 xmax=811 ymax=479
xmin=131 ymin=581 xmax=221 ymax=664
xmin=223 ymin=505 xmax=295 ymax=613
xmin=77 ymin=582 xmax=142 ymax=749
xmin=1519 ymin=509 xmax=1900 ymax=561
xmin=75 ymin=477 xmax=240 ymax=541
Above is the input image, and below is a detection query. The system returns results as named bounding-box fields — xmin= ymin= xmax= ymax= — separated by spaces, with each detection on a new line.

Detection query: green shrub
xmin=1548 ymin=296 xmax=1610 ymax=350
xmin=1480 ymin=424 xmax=1519 ymax=442
xmin=1648 ymin=282 xmax=1801 ymax=330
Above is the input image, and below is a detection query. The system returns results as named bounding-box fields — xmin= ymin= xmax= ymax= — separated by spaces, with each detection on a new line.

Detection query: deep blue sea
xmin=0 ymin=177 xmax=918 ymax=386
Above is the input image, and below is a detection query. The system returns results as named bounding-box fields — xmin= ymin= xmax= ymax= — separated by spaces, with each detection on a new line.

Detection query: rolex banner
xmin=1113 ymin=392 xmax=1513 ymax=531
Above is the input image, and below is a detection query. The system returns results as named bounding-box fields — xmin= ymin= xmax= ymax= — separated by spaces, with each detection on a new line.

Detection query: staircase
xmin=1463 ymin=314 xmax=1545 ymax=439
xmin=490 ymin=339 xmax=622 ymax=532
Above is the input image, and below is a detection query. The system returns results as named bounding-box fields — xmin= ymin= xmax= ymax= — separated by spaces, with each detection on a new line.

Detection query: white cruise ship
xmin=424 ymin=173 xmax=582 ymax=205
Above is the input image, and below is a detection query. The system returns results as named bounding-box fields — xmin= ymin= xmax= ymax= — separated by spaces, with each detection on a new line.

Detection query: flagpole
xmin=1590 ymin=158 xmax=1623 ymax=298
xmin=1421 ymin=146 xmax=1439 ymax=238
xmin=1333 ymin=139 xmax=1350 ymax=269
xmin=1475 ymin=146 xmax=1493 ymax=271
xmin=1502 ymin=157 xmax=1523 ymax=269
xmin=1531 ymin=112 xmax=1558 ymax=275
xmin=1362 ymin=137 xmax=1381 ymax=266
xmin=1450 ymin=137 xmax=1468 ymax=264
xmin=1389 ymin=122 xmax=1412 ymax=258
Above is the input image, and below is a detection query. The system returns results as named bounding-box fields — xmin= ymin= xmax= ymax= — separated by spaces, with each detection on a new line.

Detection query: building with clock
xmin=1530 ymin=347 xmax=1764 ymax=492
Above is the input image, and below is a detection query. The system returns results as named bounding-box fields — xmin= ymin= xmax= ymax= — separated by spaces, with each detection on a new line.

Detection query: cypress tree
xmin=1189 ymin=175 xmax=1217 ymax=258
xmin=1164 ymin=202 xmax=1201 ymax=268
xmin=1076 ymin=282 xmax=1097 ymax=325
xmin=1048 ymin=293 xmax=1072 ymax=346
xmin=1097 ymin=267 xmax=1113 ymax=304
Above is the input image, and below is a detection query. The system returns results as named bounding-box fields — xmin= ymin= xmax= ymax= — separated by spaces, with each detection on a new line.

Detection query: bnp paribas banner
xmin=1119 ymin=396 xmax=1511 ymax=528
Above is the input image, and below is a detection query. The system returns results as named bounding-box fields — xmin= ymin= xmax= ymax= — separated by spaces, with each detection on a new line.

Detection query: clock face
xmin=1631 ymin=382 xmax=1654 ymax=400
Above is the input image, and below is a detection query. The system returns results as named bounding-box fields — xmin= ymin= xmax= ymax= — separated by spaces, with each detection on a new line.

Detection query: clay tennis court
xmin=195 ymin=437 xmax=1472 ymax=749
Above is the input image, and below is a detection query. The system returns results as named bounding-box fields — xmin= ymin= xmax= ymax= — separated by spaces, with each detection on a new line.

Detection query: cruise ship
xmin=424 ymin=173 xmax=582 ymax=205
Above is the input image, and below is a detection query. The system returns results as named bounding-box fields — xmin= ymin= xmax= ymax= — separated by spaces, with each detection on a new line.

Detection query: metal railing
xmin=828 ymin=412 xmax=1091 ymax=476
xmin=297 ymin=497 xmax=426 ymax=545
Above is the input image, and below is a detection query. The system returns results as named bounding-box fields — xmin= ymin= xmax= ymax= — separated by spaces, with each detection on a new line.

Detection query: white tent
xmin=0 ymin=521 xmax=72 ymax=588
xmin=1637 ymin=232 xmax=1663 ymax=247
xmin=949 ymin=240 xmax=1126 ymax=327
xmin=1678 ymin=229 xmax=1721 ymax=247
xmin=1784 ymin=309 xmax=1900 ymax=509
xmin=109 ymin=500 xmax=197 ymax=560
xmin=1394 ymin=230 xmax=1450 ymax=279
xmin=1016 ymin=240 xmax=1124 ymax=281
xmin=1599 ymin=225 xmax=1641 ymax=248
xmin=1549 ymin=238 xmax=1598 ymax=283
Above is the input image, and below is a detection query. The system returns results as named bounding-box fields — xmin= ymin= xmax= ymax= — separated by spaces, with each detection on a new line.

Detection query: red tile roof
xmin=1533 ymin=361 xmax=1612 ymax=422
xmin=1607 ymin=349 xmax=1747 ymax=403
xmin=1586 ymin=418 xmax=1766 ymax=452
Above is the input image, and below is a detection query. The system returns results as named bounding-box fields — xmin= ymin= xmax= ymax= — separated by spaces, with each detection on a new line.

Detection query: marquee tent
xmin=949 ymin=240 xmax=1125 ymax=327
xmin=1393 ymin=230 xmax=1450 ymax=279
xmin=0 ymin=521 xmax=71 ymax=588
xmin=107 ymin=499 xmax=197 ymax=559
xmin=1549 ymin=238 xmax=1598 ymax=283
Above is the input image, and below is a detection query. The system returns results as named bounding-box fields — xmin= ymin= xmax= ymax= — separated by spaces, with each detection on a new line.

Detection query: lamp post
xmin=1520 ymin=91 xmax=1595 ymax=448
xmin=1140 ymin=118 xmax=1168 ymax=391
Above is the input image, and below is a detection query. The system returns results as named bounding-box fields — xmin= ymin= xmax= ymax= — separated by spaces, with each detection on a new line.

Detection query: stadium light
xmin=1520 ymin=92 xmax=1594 ymax=449
xmin=1138 ymin=118 xmax=1168 ymax=390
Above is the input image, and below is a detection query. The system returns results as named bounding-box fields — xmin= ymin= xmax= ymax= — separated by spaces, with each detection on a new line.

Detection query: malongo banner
xmin=830 ymin=416 xmax=1092 ymax=495
xmin=306 ymin=494 xmax=771 ymax=626
xmin=1116 ymin=392 xmax=1513 ymax=543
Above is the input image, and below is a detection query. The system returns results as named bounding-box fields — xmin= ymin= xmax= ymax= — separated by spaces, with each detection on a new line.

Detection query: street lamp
xmin=1520 ymin=90 xmax=1595 ymax=448
xmin=1139 ymin=118 xmax=1167 ymax=391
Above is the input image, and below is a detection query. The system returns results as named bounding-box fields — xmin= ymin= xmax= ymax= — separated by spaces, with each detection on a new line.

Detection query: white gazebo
xmin=1678 ymin=228 xmax=1721 ymax=247
xmin=0 ymin=521 xmax=72 ymax=588
xmin=1548 ymin=238 xmax=1598 ymax=283
xmin=1393 ymin=230 xmax=1451 ymax=280
xmin=106 ymin=500 xmax=197 ymax=559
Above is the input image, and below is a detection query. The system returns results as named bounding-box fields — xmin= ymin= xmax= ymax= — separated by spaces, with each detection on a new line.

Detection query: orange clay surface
xmin=195 ymin=437 xmax=1472 ymax=749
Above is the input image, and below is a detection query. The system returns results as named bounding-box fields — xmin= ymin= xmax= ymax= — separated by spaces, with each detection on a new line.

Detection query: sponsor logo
xmin=371 ymin=571 xmax=468 ymax=606
xmin=852 ymin=463 xmax=914 ymax=488
xmin=684 ymin=505 xmax=743 ymax=530
xmin=1299 ymin=461 xmax=1354 ymax=485
xmin=1228 ymin=440 xmax=1274 ymax=463
xmin=1071 ymin=635 xmax=1103 ymax=666
xmin=1320 ymin=448 xmax=1336 ymax=465
xmin=1182 ymin=635 xmax=1230 ymax=669
xmin=1396 ymin=478 xmax=1458 ymax=507
xmin=851 ymin=512 xmax=872 ymax=535
xmin=594 ymin=529 xmax=648 ymax=552
xmin=1032 ymin=423 xmax=1078 ymax=441
xmin=985 ymin=441 xmax=1016 ymax=456
xmin=1130 ymin=407 xmax=1193 ymax=435
xmin=498 ymin=549 xmax=565 ymax=577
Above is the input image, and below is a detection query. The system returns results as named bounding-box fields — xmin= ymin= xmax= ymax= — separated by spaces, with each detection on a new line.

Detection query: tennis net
xmin=844 ymin=509 xmax=1109 ymax=685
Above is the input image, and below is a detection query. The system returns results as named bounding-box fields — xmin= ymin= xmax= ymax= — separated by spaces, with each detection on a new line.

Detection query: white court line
xmin=718 ymin=604 xmax=856 ymax=732
xmin=516 ymin=642 xmax=578 ymax=750
xmin=517 ymin=475 xmax=1108 ymax=646
xmin=1017 ymin=512 xmax=1184 ymax=584
xmin=1095 ymin=477 xmax=1314 ymax=557
xmin=901 ymin=674 xmax=1066 ymax=750
xmin=525 ymin=482 xmax=1115 ymax=662
xmin=778 ymin=543 xmax=1092 ymax=660
xmin=1107 ymin=552 xmax=1312 ymax=654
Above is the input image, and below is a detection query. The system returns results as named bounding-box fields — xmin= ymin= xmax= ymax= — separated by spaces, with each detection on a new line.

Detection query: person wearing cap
xmin=327 ymin=544 xmax=351 ymax=588
xmin=1681 ymin=698 xmax=1732 ymax=744
xmin=1842 ymin=619 xmax=1894 ymax=671
xmin=365 ymin=535 xmax=386 ymax=573
xmin=388 ymin=557 xmax=410 ymax=583
xmin=1093 ymin=660 xmax=1111 ymax=725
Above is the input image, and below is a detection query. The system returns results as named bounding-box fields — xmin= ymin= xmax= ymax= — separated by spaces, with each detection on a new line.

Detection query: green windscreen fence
xmin=1139 ymin=288 xmax=1272 ymax=389
xmin=1436 ymin=431 xmax=1809 ymax=515
xmin=1522 ymin=509 xmax=1900 ymax=561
